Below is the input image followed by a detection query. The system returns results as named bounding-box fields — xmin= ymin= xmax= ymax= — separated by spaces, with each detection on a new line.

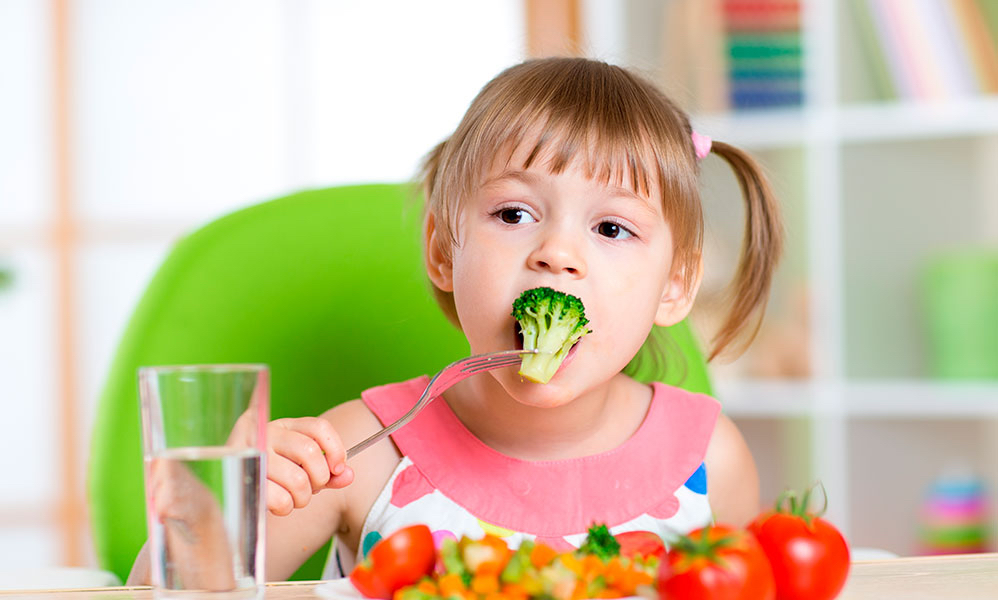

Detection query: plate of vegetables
xmin=316 ymin=484 xmax=852 ymax=600
xmin=315 ymin=524 xmax=660 ymax=600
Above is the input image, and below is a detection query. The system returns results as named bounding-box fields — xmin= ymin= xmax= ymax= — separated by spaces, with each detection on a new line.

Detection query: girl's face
xmin=427 ymin=143 xmax=698 ymax=408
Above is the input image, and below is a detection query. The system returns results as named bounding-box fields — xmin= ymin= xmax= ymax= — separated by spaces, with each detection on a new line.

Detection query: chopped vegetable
xmin=577 ymin=523 xmax=621 ymax=561
xmin=349 ymin=525 xmax=437 ymax=599
xmin=614 ymin=531 xmax=666 ymax=560
xmin=378 ymin=526 xmax=657 ymax=600
xmin=511 ymin=287 xmax=592 ymax=384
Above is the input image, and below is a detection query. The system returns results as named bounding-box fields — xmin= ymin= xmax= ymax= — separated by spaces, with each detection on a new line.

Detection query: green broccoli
xmin=577 ymin=523 xmax=620 ymax=561
xmin=511 ymin=287 xmax=592 ymax=384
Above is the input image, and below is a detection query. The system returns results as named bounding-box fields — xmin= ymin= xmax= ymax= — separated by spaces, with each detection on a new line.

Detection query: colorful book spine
xmin=858 ymin=0 xmax=998 ymax=101
xmin=920 ymin=0 xmax=979 ymax=97
xmin=722 ymin=0 xmax=804 ymax=110
xmin=976 ymin=0 xmax=998 ymax=48
xmin=950 ymin=0 xmax=998 ymax=94
xmin=849 ymin=0 xmax=898 ymax=99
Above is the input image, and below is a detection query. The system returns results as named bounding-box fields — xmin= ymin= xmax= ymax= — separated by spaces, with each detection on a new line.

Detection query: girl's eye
xmin=495 ymin=207 xmax=535 ymax=225
xmin=595 ymin=221 xmax=633 ymax=240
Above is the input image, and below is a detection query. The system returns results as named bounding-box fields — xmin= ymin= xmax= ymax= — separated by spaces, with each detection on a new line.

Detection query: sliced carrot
xmin=581 ymin=554 xmax=605 ymax=578
xmin=500 ymin=582 xmax=529 ymax=600
xmin=471 ymin=574 xmax=500 ymax=596
xmin=529 ymin=543 xmax=558 ymax=569
xmin=417 ymin=579 xmax=439 ymax=596
xmin=560 ymin=552 xmax=584 ymax=576
xmin=603 ymin=557 xmax=625 ymax=585
xmin=438 ymin=573 xmax=466 ymax=597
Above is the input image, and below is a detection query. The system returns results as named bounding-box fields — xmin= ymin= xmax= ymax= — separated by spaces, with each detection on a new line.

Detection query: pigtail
xmin=706 ymin=141 xmax=784 ymax=361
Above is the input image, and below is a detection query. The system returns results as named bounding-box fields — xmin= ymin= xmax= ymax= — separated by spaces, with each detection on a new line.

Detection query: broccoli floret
xmin=577 ymin=523 xmax=620 ymax=561
xmin=511 ymin=287 xmax=592 ymax=384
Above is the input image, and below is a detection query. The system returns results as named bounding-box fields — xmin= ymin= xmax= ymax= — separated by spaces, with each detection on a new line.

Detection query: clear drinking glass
xmin=138 ymin=364 xmax=269 ymax=599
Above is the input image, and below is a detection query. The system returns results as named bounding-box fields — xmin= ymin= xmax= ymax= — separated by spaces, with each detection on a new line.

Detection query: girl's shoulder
xmin=647 ymin=381 xmax=721 ymax=430
xmin=321 ymin=394 xmax=405 ymax=539
xmin=354 ymin=375 xmax=432 ymax=425
xmin=319 ymin=376 xmax=430 ymax=445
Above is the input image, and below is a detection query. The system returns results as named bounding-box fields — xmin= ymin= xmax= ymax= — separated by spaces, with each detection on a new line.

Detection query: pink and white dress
xmin=322 ymin=377 xmax=720 ymax=579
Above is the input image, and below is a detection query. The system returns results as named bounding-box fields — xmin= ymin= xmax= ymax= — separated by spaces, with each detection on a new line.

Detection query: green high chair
xmin=87 ymin=183 xmax=713 ymax=584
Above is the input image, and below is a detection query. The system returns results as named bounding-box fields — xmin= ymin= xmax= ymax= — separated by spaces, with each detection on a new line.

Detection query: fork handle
xmin=345 ymin=415 xmax=413 ymax=459
xmin=344 ymin=349 xmax=532 ymax=459
xmin=344 ymin=393 xmax=435 ymax=459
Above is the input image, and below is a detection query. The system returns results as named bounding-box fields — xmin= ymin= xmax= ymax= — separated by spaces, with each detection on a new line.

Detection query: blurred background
xmin=2 ymin=0 xmax=998 ymax=575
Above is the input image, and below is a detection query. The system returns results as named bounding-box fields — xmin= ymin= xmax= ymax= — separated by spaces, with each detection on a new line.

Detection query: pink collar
xmin=362 ymin=378 xmax=719 ymax=536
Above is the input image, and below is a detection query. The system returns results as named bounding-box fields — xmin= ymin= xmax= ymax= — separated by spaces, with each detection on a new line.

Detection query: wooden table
xmin=4 ymin=554 xmax=998 ymax=599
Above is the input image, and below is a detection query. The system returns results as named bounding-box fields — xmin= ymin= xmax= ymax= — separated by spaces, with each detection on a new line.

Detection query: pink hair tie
xmin=691 ymin=131 xmax=712 ymax=160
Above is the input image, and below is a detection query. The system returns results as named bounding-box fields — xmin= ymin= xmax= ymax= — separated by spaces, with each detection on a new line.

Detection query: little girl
xmin=259 ymin=56 xmax=784 ymax=582
xmin=131 ymin=56 xmax=783 ymax=584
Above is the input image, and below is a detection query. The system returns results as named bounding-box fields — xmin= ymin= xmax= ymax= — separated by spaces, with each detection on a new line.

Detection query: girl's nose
xmin=527 ymin=231 xmax=586 ymax=278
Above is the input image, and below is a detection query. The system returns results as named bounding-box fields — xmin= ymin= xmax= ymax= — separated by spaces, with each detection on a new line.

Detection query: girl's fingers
xmin=276 ymin=417 xmax=346 ymax=465
xmin=325 ymin=464 xmax=355 ymax=490
xmin=266 ymin=453 xmax=314 ymax=510
xmin=269 ymin=428 xmax=332 ymax=491
xmin=266 ymin=479 xmax=294 ymax=516
xmin=263 ymin=417 xmax=352 ymax=516
xmin=271 ymin=418 xmax=347 ymax=481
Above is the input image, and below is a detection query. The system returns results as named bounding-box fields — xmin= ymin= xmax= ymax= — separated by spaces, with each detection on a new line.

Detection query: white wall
xmin=0 ymin=0 xmax=525 ymax=570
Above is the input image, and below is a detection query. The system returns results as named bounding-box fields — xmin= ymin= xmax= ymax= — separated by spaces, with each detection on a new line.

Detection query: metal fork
xmin=345 ymin=349 xmax=536 ymax=459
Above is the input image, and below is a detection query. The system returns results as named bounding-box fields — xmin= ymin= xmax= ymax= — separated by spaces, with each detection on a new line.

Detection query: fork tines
xmin=461 ymin=354 xmax=524 ymax=372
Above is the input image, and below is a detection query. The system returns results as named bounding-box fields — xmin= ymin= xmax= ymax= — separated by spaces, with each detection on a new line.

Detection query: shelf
xmin=692 ymin=97 xmax=998 ymax=150
xmin=837 ymin=98 xmax=998 ymax=143
xmin=692 ymin=109 xmax=809 ymax=150
xmin=714 ymin=379 xmax=819 ymax=417
xmin=843 ymin=381 xmax=998 ymax=418
xmin=717 ymin=379 xmax=998 ymax=419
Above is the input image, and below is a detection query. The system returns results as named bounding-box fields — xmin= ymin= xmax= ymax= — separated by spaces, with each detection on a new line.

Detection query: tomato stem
xmin=671 ymin=524 xmax=738 ymax=566
xmin=775 ymin=481 xmax=828 ymax=524
xmin=814 ymin=480 xmax=829 ymax=518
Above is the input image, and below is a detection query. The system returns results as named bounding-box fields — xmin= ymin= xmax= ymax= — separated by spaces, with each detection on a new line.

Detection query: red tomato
xmin=349 ymin=524 xmax=436 ymax=599
xmin=658 ymin=525 xmax=775 ymax=600
xmin=615 ymin=531 xmax=666 ymax=559
xmin=749 ymin=488 xmax=850 ymax=600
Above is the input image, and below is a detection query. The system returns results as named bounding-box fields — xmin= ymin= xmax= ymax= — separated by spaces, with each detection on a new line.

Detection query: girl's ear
xmin=654 ymin=257 xmax=703 ymax=327
xmin=424 ymin=212 xmax=454 ymax=292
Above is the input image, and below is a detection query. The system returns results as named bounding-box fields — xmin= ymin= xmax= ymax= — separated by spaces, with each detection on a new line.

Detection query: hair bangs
xmin=427 ymin=58 xmax=703 ymax=278
xmin=464 ymin=62 xmax=692 ymax=204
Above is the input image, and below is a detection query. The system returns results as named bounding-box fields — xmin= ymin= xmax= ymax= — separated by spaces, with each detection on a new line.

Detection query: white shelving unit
xmin=586 ymin=0 xmax=998 ymax=555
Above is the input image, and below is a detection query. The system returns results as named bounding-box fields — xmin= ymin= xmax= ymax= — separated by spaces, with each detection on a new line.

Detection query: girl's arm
xmin=264 ymin=399 xmax=400 ymax=581
xmin=704 ymin=413 xmax=760 ymax=527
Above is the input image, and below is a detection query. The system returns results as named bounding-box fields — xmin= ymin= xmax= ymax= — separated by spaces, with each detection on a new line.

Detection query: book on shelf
xmin=849 ymin=0 xmax=898 ymax=99
xmin=951 ymin=0 xmax=998 ymax=94
xmin=724 ymin=0 xmax=804 ymax=109
xmin=852 ymin=0 xmax=998 ymax=101
xmin=660 ymin=0 xmax=730 ymax=113
xmin=660 ymin=0 xmax=804 ymax=112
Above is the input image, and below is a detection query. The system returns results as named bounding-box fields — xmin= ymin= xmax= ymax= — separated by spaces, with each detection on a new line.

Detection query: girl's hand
xmin=266 ymin=417 xmax=354 ymax=516
xmin=147 ymin=458 xmax=236 ymax=590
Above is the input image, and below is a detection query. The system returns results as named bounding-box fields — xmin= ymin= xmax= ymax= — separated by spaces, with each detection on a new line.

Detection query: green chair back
xmin=87 ymin=184 xmax=712 ymax=583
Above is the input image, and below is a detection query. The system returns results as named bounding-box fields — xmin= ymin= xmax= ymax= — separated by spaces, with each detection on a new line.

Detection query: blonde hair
xmin=420 ymin=57 xmax=782 ymax=363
